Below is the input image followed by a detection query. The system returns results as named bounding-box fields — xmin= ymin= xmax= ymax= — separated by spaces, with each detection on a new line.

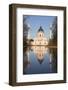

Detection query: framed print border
xmin=9 ymin=4 xmax=66 ymax=86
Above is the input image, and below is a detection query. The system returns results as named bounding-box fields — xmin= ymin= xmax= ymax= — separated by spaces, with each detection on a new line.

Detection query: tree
xmin=23 ymin=16 xmax=30 ymax=46
xmin=52 ymin=17 xmax=57 ymax=45
xmin=49 ymin=17 xmax=57 ymax=46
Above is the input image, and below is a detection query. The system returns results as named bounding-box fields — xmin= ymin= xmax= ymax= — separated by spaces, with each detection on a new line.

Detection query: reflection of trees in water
xmin=49 ymin=48 xmax=57 ymax=73
xmin=23 ymin=47 xmax=30 ymax=74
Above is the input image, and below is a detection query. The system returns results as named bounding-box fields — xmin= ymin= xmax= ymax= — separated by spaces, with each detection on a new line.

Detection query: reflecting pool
xmin=23 ymin=46 xmax=57 ymax=75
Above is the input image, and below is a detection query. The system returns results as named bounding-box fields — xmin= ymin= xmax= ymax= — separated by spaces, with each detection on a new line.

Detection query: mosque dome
xmin=38 ymin=26 xmax=44 ymax=32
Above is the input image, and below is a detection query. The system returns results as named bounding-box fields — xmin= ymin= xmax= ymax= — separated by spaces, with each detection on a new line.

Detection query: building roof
xmin=38 ymin=26 xmax=44 ymax=32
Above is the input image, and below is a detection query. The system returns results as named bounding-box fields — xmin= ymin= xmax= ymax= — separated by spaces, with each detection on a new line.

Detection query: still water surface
xmin=23 ymin=46 xmax=57 ymax=75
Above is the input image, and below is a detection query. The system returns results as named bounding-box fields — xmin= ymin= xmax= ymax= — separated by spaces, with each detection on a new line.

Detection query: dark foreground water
xmin=23 ymin=46 xmax=57 ymax=75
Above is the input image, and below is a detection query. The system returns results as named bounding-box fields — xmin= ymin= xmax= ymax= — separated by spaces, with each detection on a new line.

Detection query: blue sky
xmin=23 ymin=15 xmax=56 ymax=39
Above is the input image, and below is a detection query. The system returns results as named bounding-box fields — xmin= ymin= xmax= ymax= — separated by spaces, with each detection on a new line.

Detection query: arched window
xmin=40 ymin=34 xmax=41 ymax=37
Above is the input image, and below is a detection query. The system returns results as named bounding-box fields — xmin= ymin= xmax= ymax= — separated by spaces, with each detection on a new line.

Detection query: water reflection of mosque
xmin=31 ymin=46 xmax=48 ymax=64
xmin=23 ymin=46 xmax=57 ymax=74
xmin=23 ymin=46 xmax=47 ymax=73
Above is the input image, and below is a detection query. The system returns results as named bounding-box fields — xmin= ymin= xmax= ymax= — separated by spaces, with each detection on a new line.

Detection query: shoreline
xmin=24 ymin=45 xmax=57 ymax=48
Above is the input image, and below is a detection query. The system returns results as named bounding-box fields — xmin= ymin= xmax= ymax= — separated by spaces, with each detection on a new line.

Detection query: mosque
xmin=31 ymin=26 xmax=48 ymax=46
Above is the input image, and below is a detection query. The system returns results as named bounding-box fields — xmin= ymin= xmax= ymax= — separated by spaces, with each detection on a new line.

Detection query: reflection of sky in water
xmin=23 ymin=46 xmax=57 ymax=75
